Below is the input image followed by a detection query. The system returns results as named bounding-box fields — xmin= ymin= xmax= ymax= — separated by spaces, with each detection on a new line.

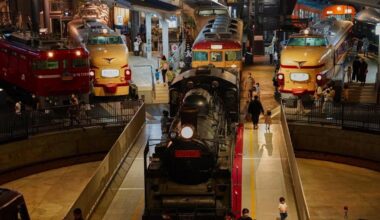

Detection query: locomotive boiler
xmin=143 ymin=68 xmax=239 ymax=219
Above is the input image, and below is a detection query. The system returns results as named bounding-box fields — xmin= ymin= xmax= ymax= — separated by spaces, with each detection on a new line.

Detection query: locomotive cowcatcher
xmin=143 ymin=67 xmax=240 ymax=219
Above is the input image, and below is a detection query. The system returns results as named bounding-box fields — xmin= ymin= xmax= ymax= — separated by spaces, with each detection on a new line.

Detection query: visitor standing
xmin=359 ymin=58 xmax=368 ymax=86
xmin=362 ymin=36 xmax=369 ymax=57
xmin=352 ymin=56 xmax=361 ymax=82
xmin=346 ymin=66 xmax=352 ymax=84
xmin=278 ymin=197 xmax=288 ymax=220
xmin=160 ymin=55 xmax=169 ymax=84
xmin=237 ymin=208 xmax=253 ymax=220
xmin=133 ymin=39 xmax=140 ymax=56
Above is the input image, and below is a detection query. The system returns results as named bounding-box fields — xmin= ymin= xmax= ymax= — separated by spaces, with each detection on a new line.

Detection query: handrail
xmin=280 ymin=105 xmax=310 ymax=220
xmin=63 ymin=102 xmax=146 ymax=220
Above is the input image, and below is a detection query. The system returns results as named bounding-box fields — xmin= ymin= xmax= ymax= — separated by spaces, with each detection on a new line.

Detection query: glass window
xmin=88 ymin=36 xmax=123 ymax=45
xmin=193 ymin=51 xmax=208 ymax=61
xmin=214 ymin=9 xmax=228 ymax=15
xmin=225 ymin=51 xmax=242 ymax=61
xmin=210 ymin=52 xmax=222 ymax=62
xmin=287 ymin=37 xmax=327 ymax=46
xmin=33 ymin=61 xmax=59 ymax=70
xmin=198 ymin=9 xmax=228 ymax=16
xmin=72 ymin=59 xmax=89 ymax=68
xmin=198 ymin=9 xmax=213 ymax=16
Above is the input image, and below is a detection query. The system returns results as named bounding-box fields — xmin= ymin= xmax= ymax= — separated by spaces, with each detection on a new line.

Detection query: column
xmin=145 ymin=13 xmax=152 ymax=59
xmin=161 ymin=18 xmax=169 ymax=58
xmin=131 ymin=10 xmax=140 ymax=41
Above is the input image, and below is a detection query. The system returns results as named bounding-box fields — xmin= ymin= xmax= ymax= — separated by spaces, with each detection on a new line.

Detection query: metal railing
xmin=280 ymin=106 xmax=310 ymax=220
xmin=282 ymin=98 xmax=380 ymax=133
xmin=64 ymin=102 xmax=146 ymax=220
xmin=0 ymin=101 xmax=143 ymax=143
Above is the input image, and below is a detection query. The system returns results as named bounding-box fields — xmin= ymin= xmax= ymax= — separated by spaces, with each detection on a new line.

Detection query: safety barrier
xmin=63 ymin=102 xmax=146 ymax=220
xmin=280 ymin=106 xmax=310 ymax=220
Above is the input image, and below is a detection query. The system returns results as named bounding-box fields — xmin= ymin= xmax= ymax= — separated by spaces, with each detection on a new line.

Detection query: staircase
xmin=153 ymin=82 xmax=169 ymax=104
xmin=346 ymin=83 xmax=377 ymax=103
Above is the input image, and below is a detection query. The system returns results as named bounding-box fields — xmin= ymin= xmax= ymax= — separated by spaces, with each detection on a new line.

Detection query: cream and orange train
xmin=192 ymin=16 xmax=243 ymax=73
xmin=67 ymin=2 xmax=131 ymax=97
xmin=277 ymin=19 xmax=353 ymax=98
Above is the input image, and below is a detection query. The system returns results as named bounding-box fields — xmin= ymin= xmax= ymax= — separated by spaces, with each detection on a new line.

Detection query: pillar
xmin=145 ymin=13 xmax=152 ymax=59
xmin=43 ymin=0 xmax=50 ymax=32
xmin=161 ymin=18 xmax=169 ymax=58
xmin=131 ymin=10 xmax=140 ymax=41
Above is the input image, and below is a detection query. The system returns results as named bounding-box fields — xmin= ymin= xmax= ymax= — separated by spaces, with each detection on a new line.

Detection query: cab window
xmin=33 ymin=61 xmax=59 ymax=70
xmin=225 ymin=51 xmax=242 ymax=61
xmin=193 ymin=51 xmax=208 ymax=61
xmin=210 ymin=52 xmax=222 ymax=62
xmin=72 ymin=58 xmax=89 ymax=68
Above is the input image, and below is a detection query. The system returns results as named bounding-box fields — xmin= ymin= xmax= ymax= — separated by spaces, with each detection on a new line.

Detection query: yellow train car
xmin=277 ymin=19 xmax=353 ymax=98
xmin=67 ymin=2 xmax=131 ymax=97
xmin=192 ymin=16 xmax=243 ymax=73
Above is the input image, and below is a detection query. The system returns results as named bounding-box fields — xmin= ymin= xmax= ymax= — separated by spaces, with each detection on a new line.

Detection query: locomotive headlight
xmin=89 ymin=70 xmax=95 ymax=77
xmin=231 ymin=64 xmax=237 ymax=68
xmin=304 ymin=29 xmax=309 ymax=35
xmin=181 ymin=126 xmax=194 ymax=139
xmin=278 ymin=74 xmax=284 ymax=80
xmin=316 ymin=74 xmax=322 ymax=81
xmin=75 ymin=50 xmax=81 ymax=56
xmin=47 ymin=51 xmax=54 ymax=58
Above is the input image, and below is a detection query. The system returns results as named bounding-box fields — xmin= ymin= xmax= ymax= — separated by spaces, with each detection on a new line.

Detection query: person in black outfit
xmin=352 ymin=56 xmax=361 ymax=82
xmin=248 ymin=95 xmax=264 ymax=129
xmin=359 ymin=58 xmax=368 ymax=86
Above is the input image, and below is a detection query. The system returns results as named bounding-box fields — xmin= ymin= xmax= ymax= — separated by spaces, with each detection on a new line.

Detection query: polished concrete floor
xmin=298 ymin=158 xmax=380 ymax=220
xmin=1 ymin=161 xmax=100 ymax=220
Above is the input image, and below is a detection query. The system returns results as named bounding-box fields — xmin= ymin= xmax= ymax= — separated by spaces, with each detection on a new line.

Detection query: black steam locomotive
xmin=143 ymin=68 xmax=239 ymax=219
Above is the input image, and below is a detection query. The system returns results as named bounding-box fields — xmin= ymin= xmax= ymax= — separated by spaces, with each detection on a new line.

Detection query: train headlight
xmin=277 ymin=74 xmax=284 ymax=80
xmin=89 ymin=70 xmax=95 ymax=77
xmin=316 ymin=74 xmax=322 ymax=81
xmin=231 ymin=64 xmax=237 ymax=68
xmin=47 ymin=51 xmax=54 ymax=58
xmin=181 ymin=126 xmax=194 ymax=139
xmin=75 ymin=50 xmax=81 ymax=56
xmin=125 ymin=69 xmax=131 ymax=76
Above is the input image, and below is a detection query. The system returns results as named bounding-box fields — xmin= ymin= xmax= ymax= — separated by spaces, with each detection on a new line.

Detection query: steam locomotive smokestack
xmin=30 ymin=0 xmax=40 ymax=35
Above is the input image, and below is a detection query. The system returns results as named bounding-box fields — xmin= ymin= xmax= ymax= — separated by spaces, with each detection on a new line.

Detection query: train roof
xmin=171 ymin=67 xmax=237 ymax=88
xmin=193 ymin=15 xmax=243 ymax=48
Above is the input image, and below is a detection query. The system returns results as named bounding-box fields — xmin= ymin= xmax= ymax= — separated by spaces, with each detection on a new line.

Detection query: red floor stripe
xmin=232 ymin=123 xmax=243 ymax=218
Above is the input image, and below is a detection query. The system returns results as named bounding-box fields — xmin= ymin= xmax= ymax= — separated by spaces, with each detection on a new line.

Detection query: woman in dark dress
xmin=248 ymin=95 xmax=264 ymax=129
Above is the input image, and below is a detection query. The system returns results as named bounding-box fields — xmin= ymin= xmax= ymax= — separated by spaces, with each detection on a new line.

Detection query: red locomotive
xmin=0 ymin=32 xmax=90 ymax=105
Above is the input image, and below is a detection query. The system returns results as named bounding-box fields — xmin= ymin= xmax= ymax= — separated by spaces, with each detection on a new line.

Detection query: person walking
xmin=155 ymin=68 xmax=160 ymax=84
xmin=15 ymin=101 xmax=21 ymax=115
xmin=133 ymin=39 xmax=140 ymax=56
xmin=166 ymin=66 xmax=176 ymax=87
xmin=248 ymin=95 xmax=264 ymax=129
xmin=265 ymin=109 xmax=272 ymax=131
xmin=352 ymin=56 xmax=361 ymax=82
xmin=362 ymin=36 xmax=369 ymax=57
xmin=244 ymin=73 xmax=255 ymax=98
xmin=359 ymin=58 xmax=368 ymax=86
xmin=160 ymin=55 xmax=169 ymax=84
xmin=237 ymin=208 xmax=253 ymax=220
xmin=278 ymin=197 xmax=288 ymax=220
xmin=69 ymin=94 xmax=80 ymax=126
xmin=346 ymin=66 xmax=352 ymax=84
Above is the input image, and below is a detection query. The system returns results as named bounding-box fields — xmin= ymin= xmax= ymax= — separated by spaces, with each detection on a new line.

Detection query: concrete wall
xmin=288 ymin=124 xmax=380 ymax=163
xmin=0 ymin=126 xmax=122 ymax=183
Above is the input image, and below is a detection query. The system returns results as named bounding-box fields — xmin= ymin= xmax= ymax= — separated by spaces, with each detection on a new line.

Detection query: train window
xmin=193 ymin=51 xmax=208 ymax=61
xmin=88 ymin=36 xmax=123 ymax=45
xmin=33 ymin=61 xmax=59 ymax=70
xmin=287 ymin=37 xmax=327 ymax=46
xmin=72 ymin=58 xmax=89 ymax=68
xmin=198 ymin=9 xmax=228 ymax=16
xmin=210 ymin=52 xmax=222 ymax=62
xmin=225 ymin=51 xmax=242 ymax=61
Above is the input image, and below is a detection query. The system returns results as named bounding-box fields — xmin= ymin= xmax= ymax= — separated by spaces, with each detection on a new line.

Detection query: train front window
xmin=287 ymin=37 xmax=327 ymax=46
xmin=211 ymin=52 xmax=222 ymax=62
xmin=33 ymin=61 xmax=59 ymax=70
xmin=198 ymin=9 xmax=228 ymax=16
xmin=88 ymin=36 xmax=123 ymax=45
xmin=193 ymin=51 xmax=208 ymax=61
xmin=72 ymin=59 xmax=89 ymax=68
xmin=225 ymin=51 xmax=242 ymax=61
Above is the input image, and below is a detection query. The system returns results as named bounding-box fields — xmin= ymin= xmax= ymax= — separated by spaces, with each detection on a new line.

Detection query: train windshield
xmin=193 ymin=51 xmax=208 ymax=61
xmin=287 ymin=37 xmax=327 ymax=46
xmin=88 ymin=36 xmax=124 ymax=45
xmin=225 ymin=51 xmax=242 ymax=61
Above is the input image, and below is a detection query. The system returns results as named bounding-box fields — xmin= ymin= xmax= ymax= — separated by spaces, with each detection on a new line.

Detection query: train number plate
xmin=101 ymin=69 xmax=119 ymax=78
xmin=290 ymin=73 xmax=309 ymax=82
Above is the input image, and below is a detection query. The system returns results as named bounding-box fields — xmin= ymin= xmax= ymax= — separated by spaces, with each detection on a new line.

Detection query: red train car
xmin=0 ymin=32 xmax=90 ymax=105
xmin=322 ymin=5 xmax=356 ymax=21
